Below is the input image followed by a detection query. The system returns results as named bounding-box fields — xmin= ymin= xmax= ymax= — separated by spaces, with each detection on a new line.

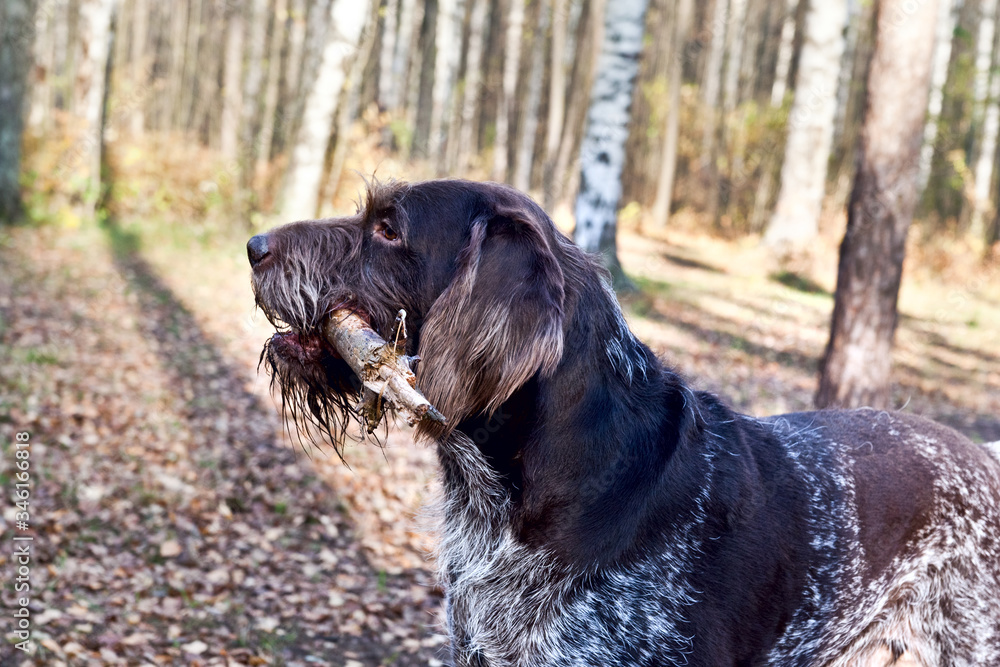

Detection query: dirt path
xmin=0 ymin=222 xmax=445 ymax=666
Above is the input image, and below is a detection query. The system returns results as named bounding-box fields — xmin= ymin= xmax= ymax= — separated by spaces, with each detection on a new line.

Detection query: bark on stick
xmin=322 ymin=309 xmax=445 ymax=427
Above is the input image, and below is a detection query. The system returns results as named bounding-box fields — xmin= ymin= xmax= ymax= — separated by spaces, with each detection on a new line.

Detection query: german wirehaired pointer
xmin=248 ymin=179 xmax=1000 ymax=666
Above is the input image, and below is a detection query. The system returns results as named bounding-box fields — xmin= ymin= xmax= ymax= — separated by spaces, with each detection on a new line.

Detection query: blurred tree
xmin=924 ymin=0 xmax=978 ymax=225
xmin=430 ymin=0 xmax=466 ymax=171
xmin=279 ymin=0 xmax=371 ymax=221
xmin=256 ymin=0 xmax=289 ymax=172
xmin=0 ymin=0 xmax=38 ymax=223
xmin=550 ymin=0 xmax=603 ymax=207
xmin=411 ymin=0 xmax=438 ymax=157
xmin=513 ymin=0 xmax=547 ymax=192
xmin=573 ymin=0 xmax=649 ymax=290
xmin=764 ymin=0 xmax=848 ymax=246
xmin=71 ymin=0 xmax=116 ymax=214
xmin=969 ymin=0 xmax=1000 ymax=240
xmin=649 ymin=0 xmax=694 ymax=229
xmin=817 ymin=0 xmax=939 ymax=409
xmin=220 ymin=0 xmax=246 ymax=161
xmin=492 ymin=0 xmax=525 ymax=181
xmin=917 ymin=0 xmax=959 ymax=192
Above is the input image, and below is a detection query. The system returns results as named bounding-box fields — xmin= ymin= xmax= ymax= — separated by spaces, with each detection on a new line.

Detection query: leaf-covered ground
xmin=0 ymin=221 xmax=446 ymax=666
xmin=1 ymin=206 xmax=997 ymax=666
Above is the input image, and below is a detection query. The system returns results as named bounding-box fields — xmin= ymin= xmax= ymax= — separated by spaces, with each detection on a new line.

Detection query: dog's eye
xmin=375 ymin=221 xmax=399 ymax=242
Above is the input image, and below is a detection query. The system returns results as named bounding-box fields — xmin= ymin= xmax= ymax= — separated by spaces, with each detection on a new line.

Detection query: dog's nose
xmin=247 ymin=234 xmax=270 ymax=267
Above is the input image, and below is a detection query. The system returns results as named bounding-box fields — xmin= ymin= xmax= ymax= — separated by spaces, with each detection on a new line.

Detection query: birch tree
xmin=572 ymin=0 xmax=649 ymax=289
xmin=513 ymin=0 xmax=548 ymax=191
xmin=256 ymin=0 xmax=289 ymax=171
xmin=279 ymin=0 xmax=372 ymax=221
xmin=492 ymin=0 xmax=525 ymax=181
xmin=764 ymin=0 xmax=848 ymax=245
xmin=429 ymin=0 xmax=465 ymax=168
xmin=0 ymin=0 xmax=38 ymax=222
xmin=649 ymin=0 xmax=693 ymax=229
xmin=970 ymin=0 xmax=1000 ymax=238
xmin=917 ymin=0 xmax=957 ymax=190
xmin=220 ymin=2 xmax=245 ymax=160
xmin=770 ymin=0 xmax=799 ymax=106
xmin=411 ymin=0 xmax=438 ymax=157
xmin=68 ymin=0 xmax=116 ymax=213
xmin=816 ymin=0 xmax=939 ymax=409
xmin=449 ymin=0 xmax=488 ymax=172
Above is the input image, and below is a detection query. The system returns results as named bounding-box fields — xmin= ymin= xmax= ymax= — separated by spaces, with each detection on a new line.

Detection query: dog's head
xmin=249 ymin=179 xmax=566 ymax=450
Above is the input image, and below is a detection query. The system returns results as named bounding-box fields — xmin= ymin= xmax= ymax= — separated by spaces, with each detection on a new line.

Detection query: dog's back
xmin=760 ymin=409 xmax=1000 ymax=666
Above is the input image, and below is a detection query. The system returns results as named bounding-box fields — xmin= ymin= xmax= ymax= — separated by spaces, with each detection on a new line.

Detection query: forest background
xmin=1 ymin=0 xmax=999 ymax=664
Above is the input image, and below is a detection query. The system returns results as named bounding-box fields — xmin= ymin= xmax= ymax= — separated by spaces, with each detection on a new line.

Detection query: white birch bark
xmin=971 ymin=0 xmax=999 ymax=237
xmin=918 ymin=0 xmax=959 ymax=190
xmin=492 ymin=0 xmax=525 ymax=180
xmin=430 ymin=0 xmax=465 ymax=167
xmin=220 ymin=5 xmax=245 ymax=160
xmin=69 ymin=0 xmax=116 ymax=210
xmin=649 ymin=0 xmax=693 ymax=228
xmin=513 ymin=0 xmax=549 ymax=191
xmin=770 ymin=0 xmax=798 ymax=107
xmin=279 ymin=0 xmax=371 ymax=221
xmin=764 ymin=0 xmax=848 ymax=245
xmin=378 ymin=0 xmax=400 ymax=110
xmin=572 ymin=0 xmax=649 ymax=261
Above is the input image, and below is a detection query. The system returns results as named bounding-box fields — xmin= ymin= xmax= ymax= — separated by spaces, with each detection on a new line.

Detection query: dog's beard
xmin=260 ymin=331 xmax=393 ymax=458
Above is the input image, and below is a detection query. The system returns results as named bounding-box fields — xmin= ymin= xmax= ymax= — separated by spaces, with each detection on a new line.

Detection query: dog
xmin=248 ymin=179 xmax=1000 ymax=666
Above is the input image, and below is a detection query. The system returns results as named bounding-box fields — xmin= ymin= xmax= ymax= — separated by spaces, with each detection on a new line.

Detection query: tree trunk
xmin=513 ymin=0 xmax=548 ymax=191
xmin=430 ymin=0 xmax=465 ymax=169
xmin=450 ymin=0 xmax=487 ymax=172
xmin=542 ymin=0 xmax=567 ymax=191
xmin=816 ymin=0 xmax=939 ymax=409
xmin=257 ymin=0 xmax=289 ymax=171
xmin=236 ymin=0 xmax=270 ymax=214
xmin=769 ymin=0 xmax=798 ymax=106
xmin=492 ymin=0 xmax=524 ymax=181
xmin=925 ymin=0 xmax=979 ymax=224
xmin=0 ymin=0 xmax=38 ymax=223
xmin=550 ymin=0 xmax=603 ymax=207
xmin=220 ymin=2 xmax=245 ymax=160
xmin=572 ymin=0 xmax=649 ymax=291
xmin=699 ymin=0 xmax=727 ymax=167
xmin=649 ymin=0 xmax=693 ymax=229
xmin=917 ymin=0 xmax=959 ymax=191
xmin=378 ymin=0 xmax=400 ymax=111
xmin=411 ymin=0 xmax=438 ymax=157
xmin=67 ymin=0 xmax=116 ymax=214
xmin=970 ymin=0 xmax=1000 ymax=239
xmin=165 ymin=0 xmax=189 ymax=131
xmin=764 ymin=0 xmax=848 ymax=246
xmin=279 ymin=0 xmax=371 ymax=221
xmin=721 ymin=0 xmax=747 ymax=115
xmin=128 ymin=0 xmax=148 ymax=136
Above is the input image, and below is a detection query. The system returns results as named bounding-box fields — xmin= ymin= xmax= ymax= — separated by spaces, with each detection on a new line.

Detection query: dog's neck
xmin=448 ymin=275 xmax=717 ymax=568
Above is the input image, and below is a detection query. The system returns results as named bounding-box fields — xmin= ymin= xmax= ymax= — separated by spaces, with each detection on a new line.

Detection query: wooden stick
xmin=322 ymin=309 xmax=445 ymax=428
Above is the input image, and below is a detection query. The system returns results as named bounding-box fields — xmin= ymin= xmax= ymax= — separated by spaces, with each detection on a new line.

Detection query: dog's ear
xmin=417 ymin=200 xmax=565 ymax=434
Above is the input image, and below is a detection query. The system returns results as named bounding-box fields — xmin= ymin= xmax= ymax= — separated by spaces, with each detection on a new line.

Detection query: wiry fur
xmin=249 ymin=179 xmax=1000 ymax=666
